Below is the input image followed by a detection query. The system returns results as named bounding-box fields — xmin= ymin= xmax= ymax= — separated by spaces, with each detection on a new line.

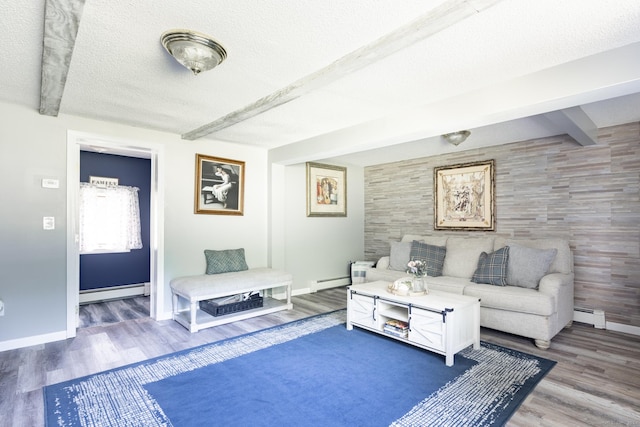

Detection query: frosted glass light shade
xmin=161 ymin=30 xmax=227 ymax=75
xmin=442 ymin=130 xmax=470 ymax=146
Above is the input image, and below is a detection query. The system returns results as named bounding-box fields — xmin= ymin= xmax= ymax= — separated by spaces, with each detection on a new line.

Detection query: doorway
xmin=66 ymin=131 xmax=165 ymax=338
xmin=79 ymin=151 xmax=151 ymax=304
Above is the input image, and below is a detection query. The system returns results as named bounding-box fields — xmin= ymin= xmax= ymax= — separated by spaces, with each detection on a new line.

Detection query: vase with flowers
xmin=406 ymin=260 xmax=428 ymax=294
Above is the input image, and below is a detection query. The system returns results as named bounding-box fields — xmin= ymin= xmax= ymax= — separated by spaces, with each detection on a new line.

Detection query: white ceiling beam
xmin=182 ymin=0 xmax=505 ymax=141
xmin=269 ymin=41 xmax=640 ymax=165
xmin=39 ymin=0 xmax=86 ymax=116
xmin=542 ymin=107 xmax=598 ymax=146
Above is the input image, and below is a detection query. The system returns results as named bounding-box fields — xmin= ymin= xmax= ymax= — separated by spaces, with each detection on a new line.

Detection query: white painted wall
xmin=162 ymin=139 xmax=269 ymax=315
xmin=272 ymin=162 xmax=365 ymax=294
xmin=0 ymin=100 xmax=366 ymax=350
xmin=0 ymin=103 xmax=68 ymax=344
xmin=0 ymin=101 xmax=269 ymax=348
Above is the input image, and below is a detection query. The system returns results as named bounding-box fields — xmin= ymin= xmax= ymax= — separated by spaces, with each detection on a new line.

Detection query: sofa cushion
xmin=205 ymin=248 xmax=249 ymax=275
xmin=463 ymin=284 xmax=555 ymax=316
xmin=409 ymin=241 xmax=446 ymax=276
xmin=442 ymin=237 xmax=494 ymax=279
xmin=471 ymin=246 xmax=509 ymax=286
xmin=389 ymin=241 xmax=412 ymax=271
xmin=507 ymin=243 xmax=557 ymax=289
xmin=423 ymin=276 xmax=470 ymax=295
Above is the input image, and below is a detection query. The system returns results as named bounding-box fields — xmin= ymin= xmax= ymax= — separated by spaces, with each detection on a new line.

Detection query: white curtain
xmin=79 ymin=183 xmax=143 ymax=253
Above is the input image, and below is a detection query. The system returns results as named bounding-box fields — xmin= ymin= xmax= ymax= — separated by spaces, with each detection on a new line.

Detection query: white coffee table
xmin=347 ymin=281 xmax=480 ymax=366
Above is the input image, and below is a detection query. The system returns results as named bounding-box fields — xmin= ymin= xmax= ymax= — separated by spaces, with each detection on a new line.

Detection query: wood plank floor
xmin=2 ymin=287 xmax=639 ymax=426
xmin=78 ymin=296 xmax=150 ymax=328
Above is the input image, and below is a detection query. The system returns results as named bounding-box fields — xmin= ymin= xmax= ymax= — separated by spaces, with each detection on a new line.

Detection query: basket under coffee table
xmin=347 ymin=280 xmax=480 ymax=366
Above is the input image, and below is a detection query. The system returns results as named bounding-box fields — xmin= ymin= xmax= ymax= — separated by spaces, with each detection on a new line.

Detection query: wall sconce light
xmin=442 ymin=130 xmax=471 ymax=146
xmin=161 ymin=29 xmax=227 ymax=75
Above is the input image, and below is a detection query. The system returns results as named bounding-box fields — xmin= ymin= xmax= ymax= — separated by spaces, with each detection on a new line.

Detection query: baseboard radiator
xmin=79 ymin=282 xmax=149 ymax=305
xmin=573 ymin=307 xmax=606 ymax=329
xmin=312 ymin=276 xmax=351 ymax=292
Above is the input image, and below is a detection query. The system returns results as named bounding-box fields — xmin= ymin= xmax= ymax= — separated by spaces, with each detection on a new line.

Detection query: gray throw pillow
xmin=409 ymin=240 xmax=446 ymax=277
xmin=389 ymin=241 xmax=412 ymax=271
xmin=205 ymin=248 xmax=249 ymax=275
xmin=506 ymin=244 xmax=557 ymax=289
xmin=472 ymin=246 xmax=510 ymax=286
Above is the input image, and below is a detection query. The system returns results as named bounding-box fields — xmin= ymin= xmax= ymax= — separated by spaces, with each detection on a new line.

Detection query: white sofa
xmin=361 ymin=235 xmax=574 ymax=349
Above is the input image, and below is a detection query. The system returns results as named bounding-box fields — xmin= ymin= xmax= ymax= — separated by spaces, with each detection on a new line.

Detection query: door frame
xmin=66 ymin=130 xmax=165 ymax=337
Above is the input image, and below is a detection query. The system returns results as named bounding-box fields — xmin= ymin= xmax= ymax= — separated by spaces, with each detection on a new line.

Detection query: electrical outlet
xmin=0 ymin=300 xmax=4 ymax=316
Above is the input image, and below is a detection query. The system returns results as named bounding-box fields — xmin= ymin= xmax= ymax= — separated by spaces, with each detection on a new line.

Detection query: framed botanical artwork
xmin=306 ymin=162 xmax=347 ymax=217
xmin=434 ymin=159 xmax=495 ymax=230
xmin=194 ymin=154 xmax=245 ymax=215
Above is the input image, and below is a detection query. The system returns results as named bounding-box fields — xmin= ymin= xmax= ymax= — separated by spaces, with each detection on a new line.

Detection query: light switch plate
xmin=43 ymin=217 xmax=55 ymax=230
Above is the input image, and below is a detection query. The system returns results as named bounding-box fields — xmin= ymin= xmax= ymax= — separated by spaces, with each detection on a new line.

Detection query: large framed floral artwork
xmin=434 ymin=159 xmax=495 ymax=230
xmin=195 ymin=154 xmax=245 ymax=215
xmin=306 ymin=162 xmax=347 ymax=217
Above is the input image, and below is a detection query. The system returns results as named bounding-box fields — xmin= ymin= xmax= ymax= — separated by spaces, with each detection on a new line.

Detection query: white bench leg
xmin=190 ymin=301 xmax=199 ymax=333
xmin=172 ymin=293 xmax=178 ymax=319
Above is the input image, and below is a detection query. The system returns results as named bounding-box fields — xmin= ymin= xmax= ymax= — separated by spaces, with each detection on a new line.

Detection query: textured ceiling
xmin=2 ymin=0 xmax=640 ymax=166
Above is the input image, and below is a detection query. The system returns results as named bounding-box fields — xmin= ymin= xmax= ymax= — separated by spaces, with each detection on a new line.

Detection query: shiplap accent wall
xmin=364 ymin=122 xmax=640 ymax=327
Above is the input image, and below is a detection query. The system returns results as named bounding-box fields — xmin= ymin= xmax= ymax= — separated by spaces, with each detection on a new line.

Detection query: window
xmin=79 ymin=183 xmax=143 ymax=254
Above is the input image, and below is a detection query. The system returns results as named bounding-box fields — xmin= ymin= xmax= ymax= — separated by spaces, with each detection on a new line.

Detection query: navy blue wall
xmin=79 ymin=152 xmax=151 ymax=290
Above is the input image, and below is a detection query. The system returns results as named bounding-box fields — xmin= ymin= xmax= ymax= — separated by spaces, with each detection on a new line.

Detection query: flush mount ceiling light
xmin=442 ymin=130 xmax=471 ymax=146
xmin=161 ymin=29 xmax=227 ymax=75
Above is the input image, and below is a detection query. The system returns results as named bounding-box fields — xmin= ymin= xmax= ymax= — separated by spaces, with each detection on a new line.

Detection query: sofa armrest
xmin=375 ymin=256 xmax=390 ymax=270
xmin=538 ymin=272 xmax=575 ymax=329
xmin=538 ymin=272 xmax=573 ymax=295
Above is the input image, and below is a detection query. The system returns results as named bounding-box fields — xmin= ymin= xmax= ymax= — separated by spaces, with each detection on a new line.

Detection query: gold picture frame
xmin=194 ymin=154 xmax=245 ymax=215
xmin=434 ymin=159 xmax=495 ymax=230
xmin=306 ymin=162 xmax=347 ymax=217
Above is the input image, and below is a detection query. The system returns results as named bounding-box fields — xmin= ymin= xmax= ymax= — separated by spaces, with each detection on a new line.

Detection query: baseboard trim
xmin=79 ymin=283 xmax=148 ymax=304
xmin=0 ymin=330 xmax=68 ymax=352
xmin=573 ymin=309 xmax=639 ymax=337
xmin=312 ymin=277 xmax=351 ymax=292
xmin=573 ymin=308 xmax=606 ymax=328
xmin=606 ymin=321 xmax=640 ymax=337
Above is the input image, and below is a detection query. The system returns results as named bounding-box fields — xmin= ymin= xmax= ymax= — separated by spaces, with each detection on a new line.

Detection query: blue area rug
xmin=44 ymin=310 xmax=555 ymax=426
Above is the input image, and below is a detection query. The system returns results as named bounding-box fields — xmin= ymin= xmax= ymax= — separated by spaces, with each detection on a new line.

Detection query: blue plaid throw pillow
xmin=471 ymin=246 xmax=510 ymax=286
xmin=409 ymin=240 xmax=447 ymax=276
xmin=205 ymin=248 xmax=249 ymax=275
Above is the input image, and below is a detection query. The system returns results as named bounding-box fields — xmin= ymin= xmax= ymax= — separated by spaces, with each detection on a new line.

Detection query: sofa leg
xmin=534 ymin=339 xmax=550 ymax=350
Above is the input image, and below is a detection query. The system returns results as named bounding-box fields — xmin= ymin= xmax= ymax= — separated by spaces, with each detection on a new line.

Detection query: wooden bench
xmin=170 ymin=267 xmax=293 ymax=332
